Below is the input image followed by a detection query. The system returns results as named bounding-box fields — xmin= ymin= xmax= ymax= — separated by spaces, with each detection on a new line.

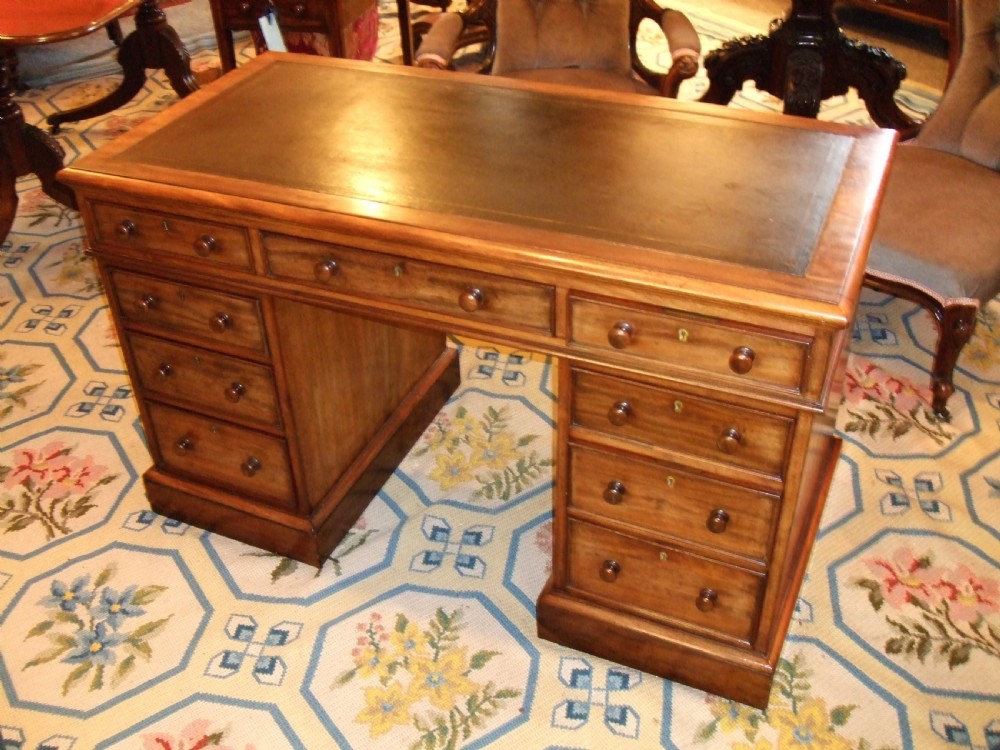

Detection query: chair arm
xmin=658 ymin=8 xmax=701 ymax=96
xmin=414 ymin=12 xmax=465 ymax=69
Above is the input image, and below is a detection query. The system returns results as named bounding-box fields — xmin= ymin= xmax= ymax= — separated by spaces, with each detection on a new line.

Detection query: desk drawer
xmin=109 ymin=270 xmax=267 ymax=355
xmin=92 ymin=203 xmax=252 ymax=270
xmin=566 ymin=520 xmax=764 ymax=642
xmin=146 ymin=402 xmax=295 ymax=508
xmin=570 ymin=297 xmax=809 ymax=394
xmin=569 ymin=443 xmax=777 ymax=561
xmin=263 ymin=232 xmax=554 ymax=334
xmin=272 ymin=0 xmax=327 ymax=27
xmin=130 ymin=334 xmax=281 ymax=430
xmin=571 ymin=369 xmax=792 ymax=478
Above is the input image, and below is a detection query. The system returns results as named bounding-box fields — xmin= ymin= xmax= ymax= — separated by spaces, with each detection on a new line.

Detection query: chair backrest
xmin=916 ymin=0 xmax=1000 ymax=170
xmin=491 ymin=0 xmax=632 ymax=76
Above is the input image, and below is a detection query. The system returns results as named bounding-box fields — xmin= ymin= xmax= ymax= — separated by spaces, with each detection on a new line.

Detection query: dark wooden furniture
xmin=863 ymin=0 xmax=1000 ymax=421
xmin=700 ymin=0 xmax=919 ymax=136
xmin=839 ymin=0 xmax=951 ymax=34
xmin=208 ymin=0 xmax=377 ymax=72
xmin=0 ymin=0 xmax=153 ymax=241
xmin=61 ymin=54 xmax=894 ymax=708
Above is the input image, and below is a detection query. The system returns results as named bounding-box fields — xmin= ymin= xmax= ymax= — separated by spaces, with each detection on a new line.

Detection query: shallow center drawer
xmin=262 ymin=232 xmax=554 ymax=334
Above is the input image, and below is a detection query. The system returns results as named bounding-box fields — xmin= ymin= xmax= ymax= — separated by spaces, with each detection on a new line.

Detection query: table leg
xmin=1 ymin=49 xmax=76 ymax=243
xmin=48 ymin=0 xmax=199 ymax=133
xmin=699 ymin=0 xmax=918 ymax=135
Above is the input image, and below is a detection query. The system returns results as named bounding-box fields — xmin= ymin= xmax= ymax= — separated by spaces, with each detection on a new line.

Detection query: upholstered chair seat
xmin=413 ymin=0 xmax=700 ymax=98
xmin=863 ymin=0 xmax=1000 ymax=419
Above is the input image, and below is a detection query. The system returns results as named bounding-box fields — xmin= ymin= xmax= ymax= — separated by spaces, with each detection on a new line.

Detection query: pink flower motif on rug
xmin=855 ymin=545 xmax=1000 ymax=667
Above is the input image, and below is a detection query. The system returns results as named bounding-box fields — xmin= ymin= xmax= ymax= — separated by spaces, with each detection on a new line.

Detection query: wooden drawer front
xmin=110 ymin=270 xmax=266 ymax=354
xmin=567 ymin=520 xmax=764 ymax=641
xmin=570 ymin=298 xmax=809 ymax=394
xmin=146 ymin=402 xmax=295 ymax=508
xmin=130 ymin=334 xmax=281 ymax=430
xmin=92 ymin=203 xmax=252 ymax=270
xmin=569 ymin=444 xmax=777 ymax=561
xmin=263 ymin=233 xmax=554 ymax=334
xmin=572 ymin=370 xmax=792 ymax=478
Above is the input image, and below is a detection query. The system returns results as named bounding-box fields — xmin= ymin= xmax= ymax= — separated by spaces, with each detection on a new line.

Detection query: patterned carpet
xmin=2 ymin=4 xmax=999 ymax=750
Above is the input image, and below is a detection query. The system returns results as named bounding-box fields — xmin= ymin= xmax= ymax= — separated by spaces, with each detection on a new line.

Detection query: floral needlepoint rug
xmin=3 ymin=4 xmax=999 ymax=750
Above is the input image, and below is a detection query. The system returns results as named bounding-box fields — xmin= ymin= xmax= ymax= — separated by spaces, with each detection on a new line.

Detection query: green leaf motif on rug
xmin=856 ymin=546 xmax=1000 ymax=668
xmin=1 ymin=441 xmax=118 ymax=539
xmin=22 ymin=563 xmax=171 ymax=696
xmin=0 ymin=356 xmax=43 ymax=423
xmin=695 ymin=654 xmax=900 ymax=750
xmin=841 ymin=360 xmax=954 ymax=445
xmin=413 ymin=404 xmax=553 ymax=502
xmin=334 ymin=608 xmax=521 ymax=747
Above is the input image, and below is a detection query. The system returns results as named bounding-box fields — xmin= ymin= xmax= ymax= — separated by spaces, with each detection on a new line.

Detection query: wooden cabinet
xmin=62 ymin=55 xmax=895 ymax=708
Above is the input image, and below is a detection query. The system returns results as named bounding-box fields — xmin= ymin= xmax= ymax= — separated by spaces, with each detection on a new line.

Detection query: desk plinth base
xmin=143 ymin=347 xmax=460 ymax=567
xmin=538 ymin=431 xmax=843 ymax=710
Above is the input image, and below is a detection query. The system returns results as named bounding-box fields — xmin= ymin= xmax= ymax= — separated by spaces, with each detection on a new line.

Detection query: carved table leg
xmin=699 ymin=0 xmax=917 ymax=134
xmin=1 ymin=49 xmax=76 ymax=243
xmin=48 ymin=0 xmax=198 ymax=133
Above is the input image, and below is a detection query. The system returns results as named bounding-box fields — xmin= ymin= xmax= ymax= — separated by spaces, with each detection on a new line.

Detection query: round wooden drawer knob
xmin=314 ymin=258 xmax=339 ymax=281
xmin=193 ymin=234 xmax=218 ymax=257
xmin=599 ymin=560 xmax=621 ymax=582
xmin=696 ymin=588 xmax=718 ymax=612
xmin=603 ymin=480 xmax=626 ymax=505
xmin=292 ymin=2 xmax=307 ymax=16
xmin=241 ymin=456 xmax=262 ymax=477
xmin=156 ymin=362 xmax=173 ymax=378
xmin=226 ymin=382 xmax=246 ymax=402
xmin=607 ymin=400 xmax=632 ymax=426
xmin=459 ymin=287 xmax=484 ymax=312
xmin=607 ymin=321 xmax=633 ymax=349
xmin=209 ymin=313 xmax=232 ymax=333
xmin=717 ymin=427 xmax=743 ymax=454
xmin=238 ymin=1 xmax=253 ymax=15
xmin=116 ymin=219 xmax=136 ymax=239
xmin=175 ymin=437 xmax=194 ymax=455
xmin=729 ymin=346 xmax=756 ymax=374
xmin=136 ymin=294 xmax=157 ymax=313
xmin=706 ymin=508 xmax=730 ymax=533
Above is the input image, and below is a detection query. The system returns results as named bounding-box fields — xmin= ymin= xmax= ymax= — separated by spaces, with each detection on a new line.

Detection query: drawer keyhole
xmin=603 ymin=480 xmax=626 ymax=505
xmin=599 ymin=560 xmax=621 ymax=582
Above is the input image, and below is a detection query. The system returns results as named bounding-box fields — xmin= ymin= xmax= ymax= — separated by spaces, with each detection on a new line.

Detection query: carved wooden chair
xmin=412 ymin=0 xmax=700 ymax=97
xmin=863 ymin=0 xmax=1000 ymax=420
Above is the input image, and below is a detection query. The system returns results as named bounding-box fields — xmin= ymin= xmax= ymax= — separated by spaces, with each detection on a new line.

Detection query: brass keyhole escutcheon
xmin=659 ymin=551 xmax=668 ymax=562
xmin=677 ymin=328 xmax=689 ymax=342
xmin=393 ymin=264 xmax=404 ymax=277
xmin=665 ymin=475 xmax=675 ymax=489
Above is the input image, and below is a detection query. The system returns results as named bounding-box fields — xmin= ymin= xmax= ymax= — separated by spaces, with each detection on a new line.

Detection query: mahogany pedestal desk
xmin=61 ymin=54 xmax=895 ymax=708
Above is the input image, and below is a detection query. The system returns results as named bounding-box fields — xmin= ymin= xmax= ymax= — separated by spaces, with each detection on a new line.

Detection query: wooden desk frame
xmin=62 ymin=55 xmax=895 ymax=708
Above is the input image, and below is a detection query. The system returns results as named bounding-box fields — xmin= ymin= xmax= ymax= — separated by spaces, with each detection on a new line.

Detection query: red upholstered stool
xmin=0 ymin=0 xmax=198 ymax=241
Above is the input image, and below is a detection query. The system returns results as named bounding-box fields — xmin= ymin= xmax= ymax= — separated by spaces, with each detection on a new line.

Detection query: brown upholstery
xmin=413 ymin=0 xmax=700 ymax=98
xmin=864 ymin=0 xmax=1000 ymax=419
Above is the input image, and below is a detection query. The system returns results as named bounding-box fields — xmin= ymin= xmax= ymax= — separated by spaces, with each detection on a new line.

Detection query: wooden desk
xmin=60 ymin=54 xmax=894 ymax=708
